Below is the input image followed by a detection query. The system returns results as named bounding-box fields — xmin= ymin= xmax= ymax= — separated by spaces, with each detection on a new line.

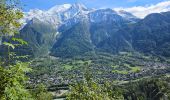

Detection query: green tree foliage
xmin=66 ymin=67 xmax=124 ymax=100
xmin=123 ymin=78 xmax=170 ymax=100
xmin=0 ymin=0 xmax=34 ymax=100
xmin=0 ymin=0 xmax=25 ymax=64
xmin=0 ymin=0 xmax=53 ymax=99
xmin=0 ymin=0 xmax=23 ymax=36
xmin=0 ymin=62 xmax=33 ymax=100
xmin=67 ymin=66 xmax=170 ymax=100
xmin=31 ymin=84 xmax=53 ymax=100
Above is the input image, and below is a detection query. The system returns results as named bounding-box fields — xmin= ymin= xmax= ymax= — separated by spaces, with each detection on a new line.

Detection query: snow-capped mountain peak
xmin=48 ymin=4 xmax=72 ymax=14
xmin=89 ymin=9 xmax=122 ymax=23
xmin=71 ymin=3 xmax=88 ymax=11
xmin=22 ymin=3 xmax=139 ymax=29
xmin=22 ymin=3 xmax=89 ymax=27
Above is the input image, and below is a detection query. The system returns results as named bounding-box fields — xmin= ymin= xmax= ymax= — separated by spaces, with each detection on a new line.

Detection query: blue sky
xmin=21 ymin=0 xmax=167 ymax=11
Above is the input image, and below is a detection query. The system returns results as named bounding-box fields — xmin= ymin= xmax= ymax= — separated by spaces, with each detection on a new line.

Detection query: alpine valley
xmin=1 ymin=3 xmax=170 ymax=99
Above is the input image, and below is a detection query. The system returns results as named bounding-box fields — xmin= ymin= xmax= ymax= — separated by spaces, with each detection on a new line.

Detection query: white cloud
xmin=114 ymin=0 xmax=170 ymax=18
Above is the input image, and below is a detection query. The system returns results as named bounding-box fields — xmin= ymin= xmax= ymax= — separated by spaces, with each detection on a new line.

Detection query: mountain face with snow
xmin=8 ymin=3 xmax=170 ymax=58
xmin=19 ymin=3 xmax=141 ymax=57
xmin=2 ymin=3 xmax=170 ymax=58
xmin=23 ymin=3 xmax=170 ymax=58
xmin=22 ymin=3 xmax=139 ymax=28
xmin=22 ymin=3 xmax=90 ymax=28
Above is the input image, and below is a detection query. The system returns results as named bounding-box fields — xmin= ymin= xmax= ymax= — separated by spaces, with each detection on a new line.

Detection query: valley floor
xmin=29 ymin=52 xmax=170 ymax=86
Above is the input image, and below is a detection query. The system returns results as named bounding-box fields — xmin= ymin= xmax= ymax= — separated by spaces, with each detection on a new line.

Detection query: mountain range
xmin=3 ymin=3 xmax=170 ymax=58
